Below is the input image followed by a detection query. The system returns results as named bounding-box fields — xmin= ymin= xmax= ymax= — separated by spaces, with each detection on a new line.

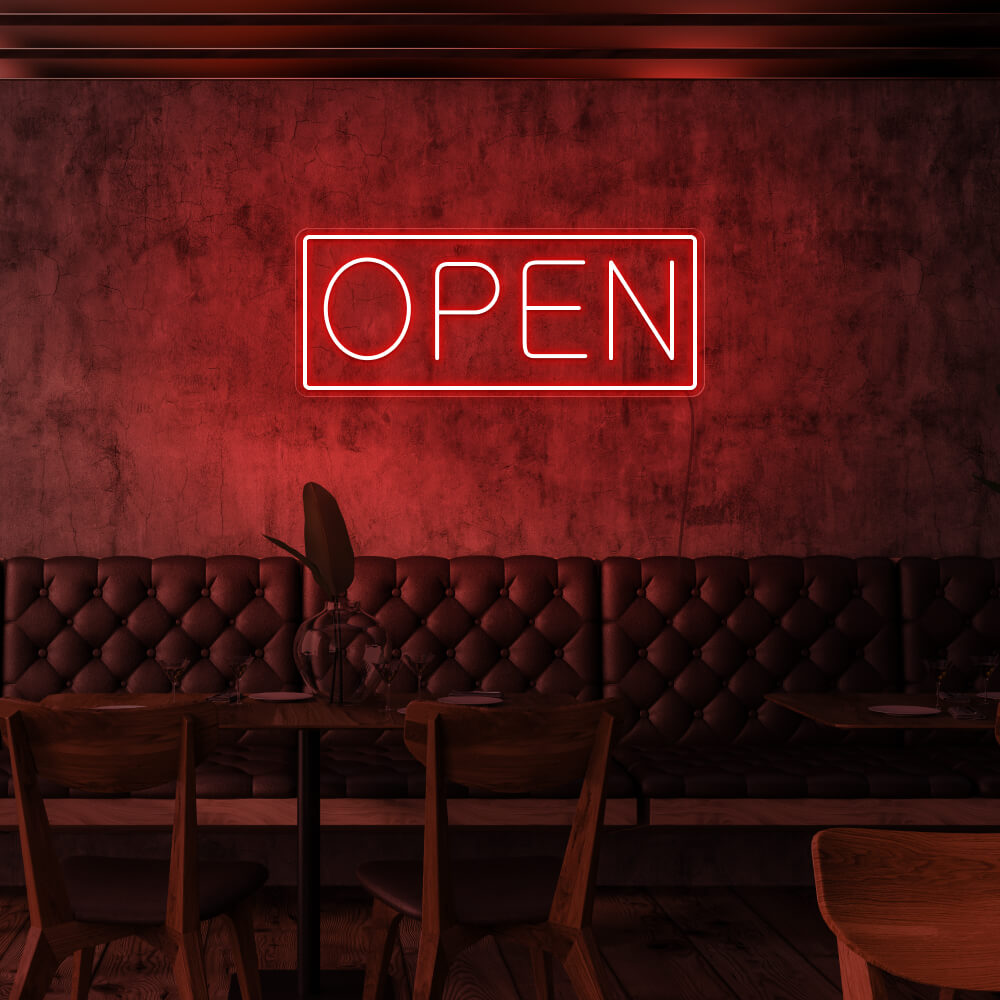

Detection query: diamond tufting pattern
xmin=306 ymin=555 xmax=601 ymax=701
xmin=899 ymin=557 xmax=1000 ymax=688
xmin=602 ymin=556 xmax=899 ymax=746
xmin=3 ymin=556 xmax=301 ymax=699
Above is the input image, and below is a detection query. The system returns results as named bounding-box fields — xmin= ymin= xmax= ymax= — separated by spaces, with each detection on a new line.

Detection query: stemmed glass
xmin=159 ymin=657 xmax=192 ymax=703
xmin=402 ymin=652 xmax=436 ymax=701
xmin=365 ymin=644 xmax=400 ymax=715
xmin=231 ymin=655 xmax=254 ymax=705
xmin=973 ymin=653 xmax=1000 ymax=711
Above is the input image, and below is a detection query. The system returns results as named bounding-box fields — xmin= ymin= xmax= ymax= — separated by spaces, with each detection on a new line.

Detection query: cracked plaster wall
xmin=0 ymin=79 xmax=998 ymax=558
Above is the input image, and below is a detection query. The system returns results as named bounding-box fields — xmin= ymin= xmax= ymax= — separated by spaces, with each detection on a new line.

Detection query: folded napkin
xmin=449 ymin=689 xmax=504 ymax=698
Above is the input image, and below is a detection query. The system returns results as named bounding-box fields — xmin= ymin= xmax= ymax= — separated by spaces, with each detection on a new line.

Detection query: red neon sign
xmin=298 ymin=231 xmax=703 ymax=395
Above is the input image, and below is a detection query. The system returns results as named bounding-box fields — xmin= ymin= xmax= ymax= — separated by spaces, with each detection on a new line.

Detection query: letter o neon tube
xmin=323 ymin=257 xmax=411 ymax=361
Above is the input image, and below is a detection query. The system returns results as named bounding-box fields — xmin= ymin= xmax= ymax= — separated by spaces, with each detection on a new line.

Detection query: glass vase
xmin=294 ymin=598 xmax=388 ymax=704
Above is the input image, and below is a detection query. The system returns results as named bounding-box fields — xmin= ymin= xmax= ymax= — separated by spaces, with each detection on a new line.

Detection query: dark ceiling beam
xmin=0 ymin=6 xmax=997 ymax=78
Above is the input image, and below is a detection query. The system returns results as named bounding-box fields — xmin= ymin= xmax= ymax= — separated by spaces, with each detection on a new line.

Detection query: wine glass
xmin=972 ymin=653 xmax=1000 ymax=711
xmin=402 ymin=652 xmax=436 ymax=701
xmin=231 ymin=655 xmax=254 ymax=705
xmin=364 ymin=644 xmax=400 ymax=715
xmin=159 ymin=657 xmax=191 ymax=703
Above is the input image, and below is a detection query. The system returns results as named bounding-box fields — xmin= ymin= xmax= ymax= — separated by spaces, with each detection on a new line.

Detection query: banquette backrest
xmin=3 ymin=554 xmax=998 ymax=749
xmin=601 ymin=556 xmax=900 ymax=746
xmin=899 ymin=557 xmax=1000 ymax=691
xmin=2 ymin=556 xmax=301 ymax=700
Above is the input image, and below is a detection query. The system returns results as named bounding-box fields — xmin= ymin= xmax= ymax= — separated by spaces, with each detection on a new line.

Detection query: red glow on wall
xmin=298 ymin=231 xmax=703 ymax=395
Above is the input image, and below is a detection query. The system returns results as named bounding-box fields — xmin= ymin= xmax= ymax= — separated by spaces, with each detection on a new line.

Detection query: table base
xmin=229 ymin=969 xmax=366 ymax=999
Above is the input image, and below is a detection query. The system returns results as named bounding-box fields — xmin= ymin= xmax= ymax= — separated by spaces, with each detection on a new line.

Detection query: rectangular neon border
xmin=300 ymin=232 xmax=701 ymax=393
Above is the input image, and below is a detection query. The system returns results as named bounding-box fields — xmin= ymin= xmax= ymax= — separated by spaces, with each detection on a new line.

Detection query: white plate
xmin=94 ymin=704 xmax=145 ymax=710
xmin=868 ymin=704 xmax=941 ymax=716
xmin=437 ymin=694 xmax=503 ymax=706
xmin=246 ymin=692 xmax=313 ymax=702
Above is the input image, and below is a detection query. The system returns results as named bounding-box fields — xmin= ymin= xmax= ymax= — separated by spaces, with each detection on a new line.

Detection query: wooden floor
xmin=0 ymin=885 xmax=994 ymax=1000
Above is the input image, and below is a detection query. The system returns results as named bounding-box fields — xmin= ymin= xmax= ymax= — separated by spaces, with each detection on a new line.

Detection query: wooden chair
xmin=1 ymin=702 xmax=267 ymax=1000
xmin=357 ymin=698 xmax=622 ymax=1000
xmin=812 ymin=826 xmax=1000 ymax=999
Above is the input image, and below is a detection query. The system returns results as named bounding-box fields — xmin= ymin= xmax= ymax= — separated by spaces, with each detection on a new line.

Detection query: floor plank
xmin=652 ymin=887 xmax=842 ymax=1000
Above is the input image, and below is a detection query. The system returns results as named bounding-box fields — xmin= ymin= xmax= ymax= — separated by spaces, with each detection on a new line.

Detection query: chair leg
xmin=412 ymin=927 xmax=449 ymax=1000
xmin=172 ymin=929 xmax=212 ymax=1000
xmin=220 ymin=900 xmax=263 ymax=1000
xmin=560 ymin=928 xmax=616 ymax=1000
xmin=363 ymin=898 xmax=403 ymax=1000
xmin=71 ymin=946 xmax=95 ymax=1000
xmin=11 ymin=927 xmax=59 ymax=1000
xmin=530 ymin=944 xmax=553 ymax=1000
xmin=837 ymin=940 xmax=889 ymax=1000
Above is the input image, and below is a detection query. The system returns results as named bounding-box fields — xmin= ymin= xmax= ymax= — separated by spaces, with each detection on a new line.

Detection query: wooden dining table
xmin=765 ymin=690 xmax=999 ymax=730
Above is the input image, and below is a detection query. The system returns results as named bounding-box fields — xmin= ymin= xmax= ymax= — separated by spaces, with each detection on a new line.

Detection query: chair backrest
xmin=1 ymin=702 xmax=218 ymax=932
xmin=403 ymin=699 xmax=621 ymax=794
xmin=8 ymin=701 xmax=218 ymax=793
xmin=404 ymin=699 xmax=622 ymax=931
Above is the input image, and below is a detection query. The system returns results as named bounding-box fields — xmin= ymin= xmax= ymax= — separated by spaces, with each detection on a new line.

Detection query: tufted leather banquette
xmin=1 ymin=554 xmax=998 ymax=810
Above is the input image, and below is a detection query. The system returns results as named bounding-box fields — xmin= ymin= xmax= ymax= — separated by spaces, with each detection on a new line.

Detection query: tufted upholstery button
xmin=636 ymin=587 xmax=645 ymax=597
xmin=691 ymin=588 xmax=700 ymax=598
xmin=801 ymin=649 xmax=810 ymax=657
xmin=66 ymin=618 xmax=73 ymax=626
xmin=853 ymin=588 xmax=861 ymax=597
xmin=93 ymin=588 xmax=102 ymax=597
xmin=638 ymin=648 xmax=647 ymax=658
xmin=65 ymin=679 xmax=72 ymax=688
xmin=250 ymin=649 xmax=262 ymax=658
xmin=229 ymin=619 xmax=236 ymax=626
xmin=665 ymin=678 xmax=673 ymax=687
xmin=747 ymin=649 xmax=756 ymax=658
xmin=474 ymin=618 xmax=481 ymax=626
xmin=175 ymin=619 xmax=182 ymax=627
xmin=749 ymin=709 xmax=757 ymax=717
xmin=420 ymin=618 xmax=427 ymax=626
xmin=745 ymin=588 xmax=753 ymax=597
xmin=473 ymin=679 xmax=480 ymax=688
xmin=500 ymin=648 xmax=510 ymax=658
xmin=255 ymin=588 xmax=264 ymax=597
xmin=693 ymin=709 xmax=703 ymax=718
xmin=528 ymin=618 xmax=535 ymax=626
xmin=147 ymin=649 xmax=155 ymax=658
xmin=120 ymin=680 xmax=127 ymax=688
xmin=121 ymin=618 xmax=128 ymax=626
xmin=201 ymin=649 xmax=210 ymax=658
xmin=38 ymin=587 xmax=48 ymax=597
xmin=38 ymin=649 xmax=46 ymax=658
xmin=692 ymin=648 xmax=702 ymax=658
xmin=147 ymin=587 xmax=156 ymax=597
xmin=640 ymin=708 xmax=649 ymax=717
xmin=93 ymin=649 xmax=101 ymax=658
xmin=391 ymin=587 xmax=401 ymax=597
xmin=553 ymin=587 xmax=562 ymax=597
xmin=445 ymin=587 xmax=455 ymax=597
xmin=773 ymin=618 xmax=781 ymax=626
xmin=800 ymin=588 xmax=808 ymax=597
xmin=201 ymin=588 xmax=210 ymax=597
xmin=446 ymin=649 xmax=455 ymax=659
xmin=554 ymin=649 xmax=564 ymax=658
xmin=664 ymin=617 xmax=673 ymax=626
xmin=499 ymin=588 xmax=509 ymax=597
xmin=391 ymin=649 xmax=401 ymax=658
xmin=855 ymin=649 xmax=864 ymax=658
xmin=528 ymin=678 xmax=536 ymax=687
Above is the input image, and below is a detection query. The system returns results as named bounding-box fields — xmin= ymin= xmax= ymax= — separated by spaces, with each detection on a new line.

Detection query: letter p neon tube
xmin=434 ymin=261 xmax=501 ymax=361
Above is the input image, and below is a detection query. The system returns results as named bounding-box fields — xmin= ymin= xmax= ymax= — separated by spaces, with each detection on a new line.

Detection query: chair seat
xmin=63 ymin=856 xmax=268 ymax=924
xmin=356 ymin=856 xmax=561 ymax=925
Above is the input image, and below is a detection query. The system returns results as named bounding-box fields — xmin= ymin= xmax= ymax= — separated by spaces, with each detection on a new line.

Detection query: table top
xmin=27 ymin=691 xmax=575 ymax=730
xmin=765 ymin=691 xmax=999 ymax=731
